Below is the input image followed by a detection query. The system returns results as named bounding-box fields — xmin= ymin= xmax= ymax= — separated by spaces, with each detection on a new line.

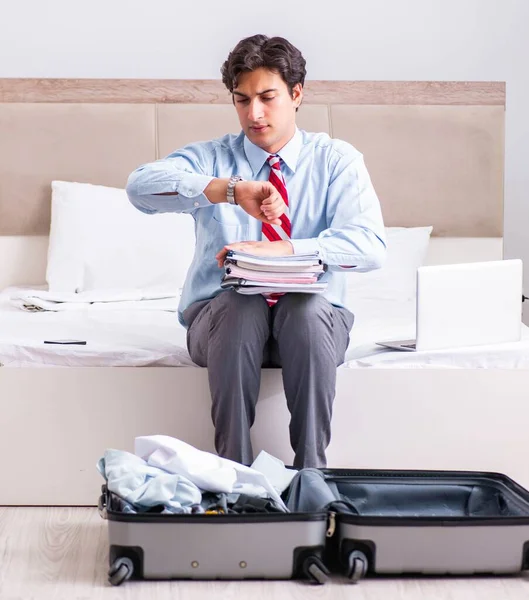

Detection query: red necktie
xmin=262 ymin=155 xmax=291 ymax=241
xmin=262 ymin=155 xmax=291 ymax=305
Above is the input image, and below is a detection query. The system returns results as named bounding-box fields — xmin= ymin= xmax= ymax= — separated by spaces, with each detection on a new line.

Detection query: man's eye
xmin=237 ymin=99 xmax=249 ymax=104
xmin=262 ymin=97 xmax=274 ymax=101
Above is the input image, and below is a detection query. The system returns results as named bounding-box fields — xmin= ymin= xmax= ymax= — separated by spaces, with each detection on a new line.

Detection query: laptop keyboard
xmin=401 ymin=343 xmax=417 ymax=349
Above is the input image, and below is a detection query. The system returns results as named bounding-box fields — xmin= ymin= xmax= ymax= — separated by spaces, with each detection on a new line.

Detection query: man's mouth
xmin=250 ymin=125 xmax=268 ymax=132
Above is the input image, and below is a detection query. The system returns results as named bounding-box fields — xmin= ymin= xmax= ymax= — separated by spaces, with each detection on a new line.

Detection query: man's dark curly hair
xmin=221 ymin=35 xmax=307 ymax=99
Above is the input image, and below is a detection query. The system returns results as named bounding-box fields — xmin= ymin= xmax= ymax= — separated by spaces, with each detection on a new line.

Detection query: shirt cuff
xmin=289 ymin=237 xmax=320 ymax=256
xmin=177 ymin=173 xmax=215 ymax=207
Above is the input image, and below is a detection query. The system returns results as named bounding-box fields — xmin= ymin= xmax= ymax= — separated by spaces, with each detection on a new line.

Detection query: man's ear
xmin=292 ymin=83 xmax=303 ymax=109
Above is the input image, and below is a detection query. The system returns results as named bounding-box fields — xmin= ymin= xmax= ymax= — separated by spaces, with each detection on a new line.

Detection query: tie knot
xmin=267 ymin=154 xmax=281 ymax=170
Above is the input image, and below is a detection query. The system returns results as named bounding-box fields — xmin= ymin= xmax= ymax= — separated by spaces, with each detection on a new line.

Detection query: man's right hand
xmin=234 ymin=181 xmax=285 ymax=226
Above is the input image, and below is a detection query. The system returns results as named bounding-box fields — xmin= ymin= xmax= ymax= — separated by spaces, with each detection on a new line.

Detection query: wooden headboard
xmin=0 ymin=79 xmax=505 ymax=237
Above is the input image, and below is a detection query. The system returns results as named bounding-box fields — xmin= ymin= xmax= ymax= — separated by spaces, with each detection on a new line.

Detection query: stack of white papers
xmin=221 ymin=250 xmax=327 ymax=295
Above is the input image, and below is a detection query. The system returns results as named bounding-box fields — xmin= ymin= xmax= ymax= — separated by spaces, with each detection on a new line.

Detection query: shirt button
xmin=193 ymin=201 xmax=199 ymax=207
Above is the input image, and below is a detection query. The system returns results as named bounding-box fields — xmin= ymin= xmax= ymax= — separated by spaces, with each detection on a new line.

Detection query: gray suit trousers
xmin=183 ymin=291 xmax=354 ymax=469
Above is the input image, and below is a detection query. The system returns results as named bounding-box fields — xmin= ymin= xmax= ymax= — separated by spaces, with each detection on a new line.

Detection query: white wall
xmin=2 ymin=0 xmax=528 ymax=316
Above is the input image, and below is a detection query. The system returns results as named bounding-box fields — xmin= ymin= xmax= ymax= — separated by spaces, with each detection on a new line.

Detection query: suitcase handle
xmin=98 ymin=486 xmax=108 ymax=520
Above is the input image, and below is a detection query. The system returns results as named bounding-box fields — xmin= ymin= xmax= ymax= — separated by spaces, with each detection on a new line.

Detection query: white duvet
xmin=1 ymin=287 xmax=528 ymax=369
xmin=0 ymin=287 xmax=192 ymax=367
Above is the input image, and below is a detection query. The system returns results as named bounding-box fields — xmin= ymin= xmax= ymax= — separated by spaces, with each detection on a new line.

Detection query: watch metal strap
xmin=227 ymin=175 xmax=242 ymax=205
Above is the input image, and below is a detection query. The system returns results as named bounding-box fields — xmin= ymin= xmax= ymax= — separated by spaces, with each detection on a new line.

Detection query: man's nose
xmin=248 ymin=99 xmax=264 ymax=122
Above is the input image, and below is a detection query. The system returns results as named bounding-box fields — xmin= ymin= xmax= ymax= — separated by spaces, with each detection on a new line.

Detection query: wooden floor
xmin=1 ymin=507 xmax=529 ymax=600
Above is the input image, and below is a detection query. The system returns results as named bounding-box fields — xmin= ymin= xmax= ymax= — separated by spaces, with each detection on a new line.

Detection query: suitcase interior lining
xmin=327 ymin=480 xmax=529 ymax=518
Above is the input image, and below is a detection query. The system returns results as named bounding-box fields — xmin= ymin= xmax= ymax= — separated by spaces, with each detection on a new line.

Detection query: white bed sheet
xmin=0 ymin=288 xmax=193 ymax=367
xmin=1 ymin=287 xmax=528 ymax=368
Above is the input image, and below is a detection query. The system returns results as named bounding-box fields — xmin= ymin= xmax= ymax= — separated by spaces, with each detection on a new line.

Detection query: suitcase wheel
xmin=346 ymin=550 xmax=368 ymax=583
xmin=302 ymin=555 xmax=330 ymax=585
xmin=108 ymin=557 xmax=134 ymax=586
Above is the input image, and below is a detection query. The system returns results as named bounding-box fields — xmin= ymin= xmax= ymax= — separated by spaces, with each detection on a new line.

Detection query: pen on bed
xmin=43 ymin=340 xmax=87 ymax=345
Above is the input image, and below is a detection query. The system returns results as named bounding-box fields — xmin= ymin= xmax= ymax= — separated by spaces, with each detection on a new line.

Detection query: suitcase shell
xmin=323 ymin=469 xmax=529 ymax=582
xmin=98 ymin=485 xmax=330 ymax=585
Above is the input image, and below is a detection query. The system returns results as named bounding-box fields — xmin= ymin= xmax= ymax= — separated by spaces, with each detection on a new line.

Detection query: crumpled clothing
xmin=201 ymin=492 xmax=284 ymax=515
xmin=285 ymin=468 xmax=361 ymax=515
xmin=135 ymin=435 xmax=288 ymax=511
xmin=107 ymin=492 xmax=202 ymax=515
xmin=106 ymin=489 xmax=284 ymax=516
xmin=251 ymin=450 xmax=297 ymax=494
xmin=98 ymin=449 xmax=202 ymax=514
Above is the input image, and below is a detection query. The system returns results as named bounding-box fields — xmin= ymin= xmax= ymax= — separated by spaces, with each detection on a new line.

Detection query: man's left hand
xmin=216 ymin=240 xmax=293 ymax=268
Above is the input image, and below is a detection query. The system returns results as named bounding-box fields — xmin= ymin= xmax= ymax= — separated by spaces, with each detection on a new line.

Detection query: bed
xmin=1 ymin=78 xmax=528 ymax=506
xmin=2 ymin=266 xmax=529 ymax=370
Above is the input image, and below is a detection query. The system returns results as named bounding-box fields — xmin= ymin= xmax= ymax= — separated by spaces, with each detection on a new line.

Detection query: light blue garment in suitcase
xmin=98 ymin=449 xmax=202 ymax=514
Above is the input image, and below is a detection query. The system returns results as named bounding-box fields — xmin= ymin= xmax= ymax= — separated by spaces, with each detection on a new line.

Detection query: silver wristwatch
xmin=226 ymin=175 xmax=243 ymax=205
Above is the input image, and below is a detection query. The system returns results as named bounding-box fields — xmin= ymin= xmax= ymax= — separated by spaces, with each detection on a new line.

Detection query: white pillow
xmin=46 ymin=181 xmax=195 ymax=293
xmin=346 ymin=226 xmax=433 ymax=303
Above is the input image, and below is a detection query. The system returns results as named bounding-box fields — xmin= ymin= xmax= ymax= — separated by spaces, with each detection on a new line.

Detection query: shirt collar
xmin=243 ymin=128 xmax=302 ymax=176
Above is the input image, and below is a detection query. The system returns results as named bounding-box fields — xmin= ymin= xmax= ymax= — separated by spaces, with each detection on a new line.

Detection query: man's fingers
xmin=215 ymin=247 xmax=230 ymax=268
xmin=262 ymin=203 xmax=284 ymax=216
xmin=263 ymin=190 xmax=284 ymax=204
xmin=261 ymin=198 xmax=285 ymax=220
xmin=259 ymin=213 xmax=281 ymax=226
xmin=262 ymin=182 xmax=277 ymax=196
xmin=262 ymin=205 xmax=285 ymax=221
xmin=264 ymin=211 xmax=283 ymax=222
xmin=261 ymin=193 xmax=281 ymax=206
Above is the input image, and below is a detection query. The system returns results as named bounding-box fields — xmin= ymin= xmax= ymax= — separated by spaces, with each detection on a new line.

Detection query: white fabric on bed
xmin=10 ymin=287 xmax=178 ymax=312
xmin=1 ymin=287 xmax=528 ymax=369
xmin=0 ymin=288 xmax=192 ymax=368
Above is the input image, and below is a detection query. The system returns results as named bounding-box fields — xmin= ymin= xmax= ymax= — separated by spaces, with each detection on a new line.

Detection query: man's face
xmin=233 ymin=67 xmax=302 ymax=154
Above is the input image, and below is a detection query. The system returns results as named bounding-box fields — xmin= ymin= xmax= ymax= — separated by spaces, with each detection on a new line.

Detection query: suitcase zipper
xmin=326 ymin=511 xmax=336 ymax=537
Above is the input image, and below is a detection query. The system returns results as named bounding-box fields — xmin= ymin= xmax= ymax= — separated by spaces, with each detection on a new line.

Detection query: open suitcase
xmin=99 ymin=468 xmax=529 ymax=585
xmin=286 ymin=468 xmax=529 ymax=583
xmin=98 ymin=484 xmax=331 ymax=585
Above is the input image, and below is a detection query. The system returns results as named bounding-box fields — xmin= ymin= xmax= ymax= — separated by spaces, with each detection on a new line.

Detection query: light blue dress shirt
xmin=126 ymin=128 xmax=387 ymax=327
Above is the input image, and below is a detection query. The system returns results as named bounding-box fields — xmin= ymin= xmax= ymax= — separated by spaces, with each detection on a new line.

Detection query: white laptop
xmin=376 ymin=259 xmax=523 ymax=352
